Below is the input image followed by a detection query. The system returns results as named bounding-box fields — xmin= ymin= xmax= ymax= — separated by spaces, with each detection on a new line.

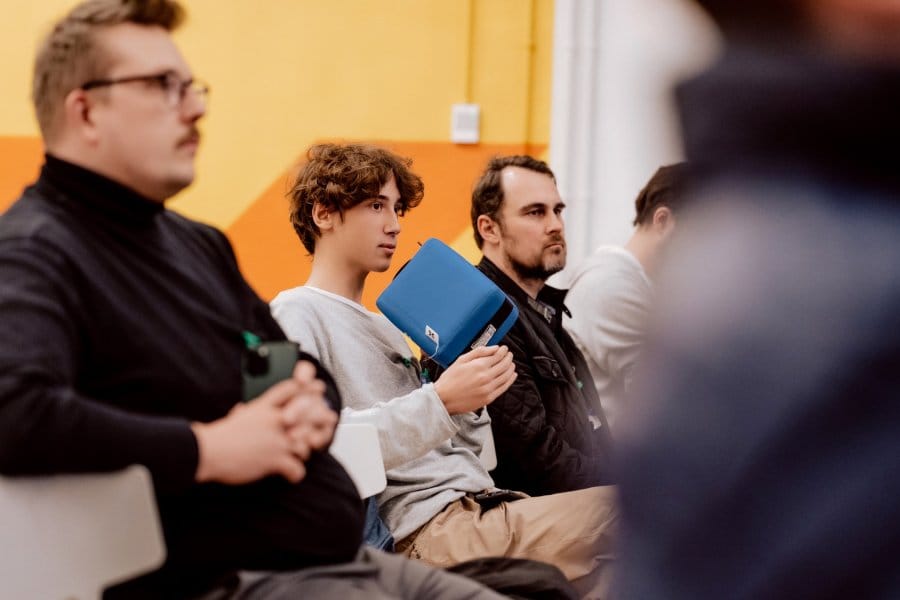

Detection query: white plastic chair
xmin=329 ymin=423 xmax=387 ymax=498
xmin=0 ymin=464 xmax=166 ymax=600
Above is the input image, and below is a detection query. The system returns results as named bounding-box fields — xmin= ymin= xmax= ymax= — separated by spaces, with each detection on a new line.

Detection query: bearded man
xmin=465 ymin=156 xmax=615 ymax=497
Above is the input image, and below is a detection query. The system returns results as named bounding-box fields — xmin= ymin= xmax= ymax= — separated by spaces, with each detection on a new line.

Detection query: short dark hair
xmin=470 ymin=155 xmax=556 ymax=249
xmin=633 ymin=163 xmax=689 ymax=227
xmin=288 ymin=143 xmax=424 ymax=254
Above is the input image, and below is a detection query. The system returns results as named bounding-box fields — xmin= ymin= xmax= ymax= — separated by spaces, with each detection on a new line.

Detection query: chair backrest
xmin=329 ymin=423 xmax=387 ymax=498
xmin=0 ymin=465 xmax=166 ymax=600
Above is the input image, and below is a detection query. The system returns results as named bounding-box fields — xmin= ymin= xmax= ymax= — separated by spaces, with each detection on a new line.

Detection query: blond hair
xmin=32 ymin=0 xmax=184 ymax=140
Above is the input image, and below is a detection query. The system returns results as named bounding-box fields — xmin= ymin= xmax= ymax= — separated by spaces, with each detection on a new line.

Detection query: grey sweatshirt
xmin=271 ymin=286 xmax=494 ymax=540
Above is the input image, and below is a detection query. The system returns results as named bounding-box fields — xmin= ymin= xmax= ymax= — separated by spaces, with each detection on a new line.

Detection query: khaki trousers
xmin=397 ymin=486 xmax=618 ymax=599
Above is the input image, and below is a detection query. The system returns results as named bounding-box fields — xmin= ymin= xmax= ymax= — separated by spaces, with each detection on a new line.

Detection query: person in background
xmin=564 ymin=163 xmax=687 ymax=431
xmin=451 ymin=155 xmax=617 ymax=497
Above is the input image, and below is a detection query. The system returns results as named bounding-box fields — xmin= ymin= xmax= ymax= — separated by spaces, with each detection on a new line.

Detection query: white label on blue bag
xmin=425 ymin=325 xmax=439 ymax=345
xmin=470 ymin=325 xmax=496 ymax=349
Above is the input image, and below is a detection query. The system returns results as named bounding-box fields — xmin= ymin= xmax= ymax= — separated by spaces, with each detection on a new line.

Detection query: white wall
xmin=550 ymin=0 xmax=720 ymax=282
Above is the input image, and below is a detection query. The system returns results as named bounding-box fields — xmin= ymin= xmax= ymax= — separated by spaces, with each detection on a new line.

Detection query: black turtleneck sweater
xmin=0 ymin=155 xmax=363 ymax=596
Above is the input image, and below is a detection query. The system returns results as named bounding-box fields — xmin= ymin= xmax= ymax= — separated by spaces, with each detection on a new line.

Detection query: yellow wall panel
xmin=2 ymin=1 xmax=554 ymax=305
xmin=171 ymin=0 xmax=554 ymax=228
xmin=529 ymin=0 xmax=555 ymax=150
xmin=173 ymin=1 xmax=478 ymax=227
xmin=0 ymin=1 xmax=75 ymax=135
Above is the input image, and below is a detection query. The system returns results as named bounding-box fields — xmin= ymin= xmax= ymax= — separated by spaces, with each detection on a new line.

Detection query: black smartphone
xmin=242 ymin=340 xmax=301 ymax=402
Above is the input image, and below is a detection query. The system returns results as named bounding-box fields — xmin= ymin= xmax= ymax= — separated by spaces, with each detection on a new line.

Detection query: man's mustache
xmin=545 ymin=234 xmax=566 ymax=246
xmin=178 ymin=128 xmax=201 ymax=145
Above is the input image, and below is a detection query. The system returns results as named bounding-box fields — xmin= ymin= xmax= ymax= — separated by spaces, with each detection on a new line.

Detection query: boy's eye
xmin=371 ymin=202 xmax=383 ymax=211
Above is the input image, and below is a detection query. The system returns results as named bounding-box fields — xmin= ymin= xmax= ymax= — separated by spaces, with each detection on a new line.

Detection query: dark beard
xmin=509 ymin=255 xmax=563 ymax=282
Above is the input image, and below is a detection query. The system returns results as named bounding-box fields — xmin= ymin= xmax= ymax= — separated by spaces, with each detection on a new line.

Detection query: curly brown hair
xmin=288 ymin=143 xmax=425 ymax=254
xmin=33 ymin=0 xmax=185 ymax=141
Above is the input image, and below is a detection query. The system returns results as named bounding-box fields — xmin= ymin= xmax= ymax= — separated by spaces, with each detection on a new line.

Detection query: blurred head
xmin=692 ymin=0 xmax=808 ymax=41
xmin=695 ymin=0 xmax=900 ymax=60
xmin=472 ymin=155 xmax=566 ymax=286
xmin=34 ymin=0 xmax=206 ymax=202
xmin=289 ymin=144 xmax=424 ymax=263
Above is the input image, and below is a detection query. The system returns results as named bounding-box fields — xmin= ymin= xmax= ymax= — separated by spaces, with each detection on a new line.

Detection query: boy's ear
xmin=312 ymin=202 xmax=335 ymax=231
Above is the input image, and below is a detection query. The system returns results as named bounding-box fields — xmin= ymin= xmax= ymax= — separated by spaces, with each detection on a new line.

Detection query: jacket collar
xmin=478 ymin=256 xmax=571 ymax=331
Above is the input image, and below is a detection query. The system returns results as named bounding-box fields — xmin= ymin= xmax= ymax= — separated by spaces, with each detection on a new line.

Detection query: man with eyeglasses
xmin=0 ymin=1 xmax=505 ymax=599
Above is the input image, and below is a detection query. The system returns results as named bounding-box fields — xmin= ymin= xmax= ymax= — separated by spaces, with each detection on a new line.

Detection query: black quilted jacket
xmin=428 ymin=257 xmax=615 ymax=496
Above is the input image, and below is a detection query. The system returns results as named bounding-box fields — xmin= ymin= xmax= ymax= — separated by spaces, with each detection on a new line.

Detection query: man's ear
xmin=652 ymin=206 xmax=671 ymax=229
xmin=477 ymin=214 xmax=501 ymax=246
xmin=61 ymin=88 xmax=100 ymax=144
xmin=652 ymin=206 xmax=675 ymax=238
xmin=312 ymin=202 xmax=335 ymax=232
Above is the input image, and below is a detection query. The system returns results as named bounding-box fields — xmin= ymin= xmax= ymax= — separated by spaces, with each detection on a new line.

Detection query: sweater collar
xmin=678 ymin=45 xmax=900 ymax=195
xmin=478 ymin=256 xmax=570 ymax=329
xmin=39 ymin=154 xmax=165 ymax=225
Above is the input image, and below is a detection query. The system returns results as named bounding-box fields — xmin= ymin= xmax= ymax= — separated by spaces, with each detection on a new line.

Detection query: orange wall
xmin=0 ymin=137 xmax=43 ymax=213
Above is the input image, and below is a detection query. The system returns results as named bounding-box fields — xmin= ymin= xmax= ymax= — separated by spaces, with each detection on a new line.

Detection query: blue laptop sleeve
xmin=376 ymin=238 xmax=519 ymax=368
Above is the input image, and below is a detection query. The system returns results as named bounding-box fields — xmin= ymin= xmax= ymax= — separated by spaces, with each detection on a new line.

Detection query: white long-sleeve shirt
xmin=563 ymin=246 xmax=652 ymax=431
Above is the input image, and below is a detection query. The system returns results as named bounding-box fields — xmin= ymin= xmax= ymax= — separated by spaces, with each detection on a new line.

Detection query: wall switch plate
xmin=451 ymin=103 xmax=480 ymax=144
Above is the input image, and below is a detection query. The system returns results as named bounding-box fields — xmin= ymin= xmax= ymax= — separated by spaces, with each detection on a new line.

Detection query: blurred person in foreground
xmin=616 ymin=0 xmax=900 ymax=598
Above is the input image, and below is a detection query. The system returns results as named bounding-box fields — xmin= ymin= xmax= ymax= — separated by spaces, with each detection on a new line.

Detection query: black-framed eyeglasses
xmin=81 ymin=70 xmax=209 ymax=108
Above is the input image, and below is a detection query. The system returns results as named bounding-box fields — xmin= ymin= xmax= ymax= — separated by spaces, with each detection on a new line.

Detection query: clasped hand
xmin=192 ymin=360 xmax=337 ymax=484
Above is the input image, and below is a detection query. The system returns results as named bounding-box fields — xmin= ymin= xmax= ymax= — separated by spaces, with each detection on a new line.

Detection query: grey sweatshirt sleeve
xmin=449 ymin=408 xmax=491 ymax=459
xmin=341 ymin=385 xmax=459 ymax=470
xmin=272 ymin=289 xmax=459 ymax=471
